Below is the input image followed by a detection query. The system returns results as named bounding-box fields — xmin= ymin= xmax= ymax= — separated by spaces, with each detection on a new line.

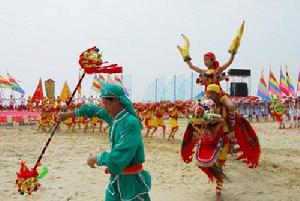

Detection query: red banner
xmin=32 ymin=79 xmax=44 ymax=102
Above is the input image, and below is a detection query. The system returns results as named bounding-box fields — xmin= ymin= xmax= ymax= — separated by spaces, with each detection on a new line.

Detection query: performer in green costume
xmin=58 ymin=84 xmax=151 ymax=201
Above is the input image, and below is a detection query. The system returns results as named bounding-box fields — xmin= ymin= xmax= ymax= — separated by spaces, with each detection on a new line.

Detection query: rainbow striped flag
xmin=297 ymin=71 xmax=300 ymax=93
xmin=268 ymin=70 xmax=282 ymax=97
xmin=257 ymin=69 xmax=270 ymax=101
xmin=98 ymin=74 xmax=105 ymax=85
xmin=280 ymin=68 xmax=289 ymax=96
xmin=285 ymin=67 xmax=296 ymax=96
xmin=114 ymin=75 xmax=129 ymax=97
xmin=91 ymin=74 xmax=101 ymax=93
xmin=7 ymin=73 xmax=25 ymax=94
xmin=0 ymin=74 xmax=11 ymax=89
xmin=106 ymin=75 xmax=115 ymax=84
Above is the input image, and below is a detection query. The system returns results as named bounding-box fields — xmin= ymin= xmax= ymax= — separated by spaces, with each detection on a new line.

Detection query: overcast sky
xmin=0 ymin=0 xmax=299 ymax=101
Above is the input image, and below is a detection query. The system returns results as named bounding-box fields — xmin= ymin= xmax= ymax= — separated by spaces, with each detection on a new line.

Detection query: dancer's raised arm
xmin=216 ymin=53 xmax=235 ymax=73
xmin=185 ymin=60 xmax=207 ymax=74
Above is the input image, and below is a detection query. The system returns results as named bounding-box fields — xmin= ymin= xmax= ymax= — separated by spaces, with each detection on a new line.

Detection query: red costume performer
xmin=181 ymin=84 xmax=260 ymax=200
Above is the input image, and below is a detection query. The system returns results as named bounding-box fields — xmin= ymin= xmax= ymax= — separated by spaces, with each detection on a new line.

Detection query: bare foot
xmin=216 ymin=192 xmax=223 ymax=201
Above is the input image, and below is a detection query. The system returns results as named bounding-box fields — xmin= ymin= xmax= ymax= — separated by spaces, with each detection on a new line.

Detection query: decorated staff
xmin=269 ymin=94 xmax=287 ymax=129
xmin=177 ymin=21 xmax=245 ymax=90
xmin=16 ymin=46 xmax=123 ymax=195
xmin=270 ymin=95 xmax=286 ymax=121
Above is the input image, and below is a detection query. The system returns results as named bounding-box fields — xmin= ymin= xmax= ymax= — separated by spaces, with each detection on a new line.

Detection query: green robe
xmin=75 ymin=104 xmax=151 ymax=201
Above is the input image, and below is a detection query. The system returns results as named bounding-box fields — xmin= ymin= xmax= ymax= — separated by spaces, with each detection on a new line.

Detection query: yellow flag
xmin=60 ymin=81 xmax=71 ymax=103
xmin=78 ymin=72 xmax=82 ymax=99
xmin=228 ymin=21 xmax=245 ymax=54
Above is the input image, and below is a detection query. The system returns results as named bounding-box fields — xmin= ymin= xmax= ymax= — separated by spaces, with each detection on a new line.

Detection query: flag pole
xmin=89 ymin=77 xmax=92 ymax=97
xmin=0 ymin=86 xmax=6 ymax=100
xmin=6 ymin=68 xmax=17 ymax=108
xmin=97 ymin=73 xmax=101 ymax=96
xmin=78 ymin=68 xmax=81 ymax=100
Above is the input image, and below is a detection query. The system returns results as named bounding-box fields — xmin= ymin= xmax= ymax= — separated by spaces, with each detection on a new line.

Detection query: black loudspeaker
xmin=230 ymin=82 xmax=248 ymax=97
xmin=228 ymin=69 xmax=251 ymax=76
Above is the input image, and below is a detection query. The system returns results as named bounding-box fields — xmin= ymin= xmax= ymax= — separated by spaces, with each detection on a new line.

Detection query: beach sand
xmin=1 ymin=121 xmax=299 ymax=201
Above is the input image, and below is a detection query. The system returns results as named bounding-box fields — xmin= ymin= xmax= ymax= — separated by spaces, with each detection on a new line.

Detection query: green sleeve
xmin=74 ymin=104 xmax=113 ymax=125
xmin=96 ymin=119 xmax=141 ymax=175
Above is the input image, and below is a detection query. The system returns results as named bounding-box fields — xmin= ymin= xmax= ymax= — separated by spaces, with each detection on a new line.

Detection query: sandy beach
xmin=1 ymin=121 xmax=299 ymax=201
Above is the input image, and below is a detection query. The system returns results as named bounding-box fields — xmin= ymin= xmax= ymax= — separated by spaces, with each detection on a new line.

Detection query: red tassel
xmin=234 ymin=115 xmax=261 ymax=168
xmin=199 ymin=167 xmax=214 ymax=181
xmin=199 ymin=166 xmax=224 ymax=183
xmin=181 ymin=123 xmax=196 ymax=163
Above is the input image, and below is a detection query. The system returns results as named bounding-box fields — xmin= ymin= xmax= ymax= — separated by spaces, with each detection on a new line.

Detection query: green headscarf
xmin=101 ymin=84 xmax=140 ymax=123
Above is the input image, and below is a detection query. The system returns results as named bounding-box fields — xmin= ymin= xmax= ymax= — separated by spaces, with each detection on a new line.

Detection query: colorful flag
xmin=98 ymin=74 xmax=106 ymax=90
xmin=98 ymin=74 xmax=105 ymax=85
xmin=7 ymin=74 xmax=25 ymax=94
xmin=32 ymin=78 xmax=44 ymax=102
xmin=106 ymin=75 xmax=115 ymax=84
xmin=91 ymin=74 xmax=101 ymax=93
xmin=60 ymin=81 xmax=71 ymax=103
xmin=0 ymin=74 xmax=11 ymax=89
xmin=279 ymin=68 xmax=289 ymax=96
xmin=268 ymin=70 xmax=282 ymax=98
xmin=257 ymin=69 xmax=270 ymax=101
xmin=285 ymin=67 xmax=296 ymax=96
xmin=114 ymin=75 xmax=129 ymax=96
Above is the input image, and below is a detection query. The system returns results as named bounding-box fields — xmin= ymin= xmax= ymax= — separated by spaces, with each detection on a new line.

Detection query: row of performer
xmin=35 ymin=97 xmax=300 ymax=136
